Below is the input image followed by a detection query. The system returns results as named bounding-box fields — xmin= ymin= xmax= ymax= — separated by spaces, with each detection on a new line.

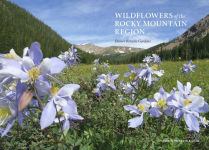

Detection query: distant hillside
xmin=0 ymin=0 xmax=96 ymax=63
xmin=158 ymin=14 xmax=209 ymax=51
xmin=107 ymin=14 xmax=209 ymax=64
xmin=75 ymin=43 xmax=144 ymax=55
xmin=76 ymin=43 xmax=104 ymax=55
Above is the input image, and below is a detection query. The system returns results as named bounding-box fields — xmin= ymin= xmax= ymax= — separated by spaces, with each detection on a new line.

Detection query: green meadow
xmin=0 ymin=59 xmax=209 ymax=149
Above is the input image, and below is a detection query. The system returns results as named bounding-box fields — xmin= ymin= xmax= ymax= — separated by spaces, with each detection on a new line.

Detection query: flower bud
xmin=18 ymin=90 xmax=33 ymax=112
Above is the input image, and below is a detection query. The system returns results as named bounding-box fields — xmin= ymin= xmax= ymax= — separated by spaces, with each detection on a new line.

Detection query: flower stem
xmin=54 ymin=102 xmax=67 ymax=141
xmin=33 ymin=85 xmax=44 ymax=111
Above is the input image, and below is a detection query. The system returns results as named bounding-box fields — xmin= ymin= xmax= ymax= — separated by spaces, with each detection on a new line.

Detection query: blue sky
xmin=9 ymin=0 xmax=209 ymax=48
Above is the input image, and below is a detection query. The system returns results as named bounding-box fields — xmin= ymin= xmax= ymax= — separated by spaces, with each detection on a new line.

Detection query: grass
xmin=0 ymin=59 xmax=209 ymax=149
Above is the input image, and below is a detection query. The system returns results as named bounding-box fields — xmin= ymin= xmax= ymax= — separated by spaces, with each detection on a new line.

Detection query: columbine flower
xmin=103 ymin=62 xmax=109 ymax=68
xmin=143 ymin=56 xmax=152 ymax=64
xmin=177 ymin=81 xmax=202 ymax=97
xmin=142 ymin=54 xmax=161 ymax=64
xmin=177 ymin=81 xmax=209 ymax=113
xmin=168 ymin=81 xmax=208 ymax=132
xmin=0 ymin=80 xmax=34 ymax=137
xmin=124 ymin=65 xmax=141 ymax=83
xmin=0 ymin=100 xmax=16 ymax=126
xmin=152 ymin=54 xmax=161 ymax=64
xmin=199 ymin=116 xmax=209 ymax=127
xmin=58 ymin=45 xmax=78 ymax=66
xmin=181 ymin=60 xmax=197 ymax=74
xmin=149 ymin=87 xmax=172 ymax=117
xmin=120 ymin=81 xmax=135 ymax=94
xmin=93 ymin=67 xmax=97 ymax=71
xmin=0 ymin=99 xmax=17 ymax=137
xmin=169 ymin=92 xmax=205 ymax=132
xmin=96 ymin=73 xmax=119 ymax=91
xmin=2 ymin=49 xmax=21 ymax=61
xmin=0 ymin=42 xmax=66 ymax=97
xmin=94 ymin=59 xmax=100 ymax=65
xmin=139 ymin=64 xmax=164 ymax=86
xmin=40 ymin=84 xmax=83 ymax=130
xmin=124 ymin=99 xmax=150 ymax=128
xmin=92 ymin=87 xmax=101 ymax=96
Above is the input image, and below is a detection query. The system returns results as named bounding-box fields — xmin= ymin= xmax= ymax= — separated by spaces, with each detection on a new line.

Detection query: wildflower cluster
xmin=92 ymin=54 xmax=208 ymax=133
xmin=92 ymin=59 xmax=110 ymax=72
xmin=0 ymin=42 xmax=83 ymax=137
xmin=124 ymin=81 xmax=209 ymax=132
xmin=58 ymin=45 xmax=79 ymax=66
xmin=0 ymin=41 xmax=208 ymax=147
xmin=181 ymin=60 xmax=197 ymax=74
xmin=93 ymin=73 xmax=119 ymax=96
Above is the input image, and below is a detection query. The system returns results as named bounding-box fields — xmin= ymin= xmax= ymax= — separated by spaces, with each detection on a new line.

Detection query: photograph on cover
xmin=0 ymin=0 xmax=208 ymax=149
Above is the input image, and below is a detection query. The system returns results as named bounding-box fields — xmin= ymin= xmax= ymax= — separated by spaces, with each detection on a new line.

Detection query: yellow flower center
xmin=57 ymin=110 xmax=65 ymax=117
xmin=50 ymin=87 xmax=60 ymax=96
xmin=129 ymin=72 xmax=136 ymax=80
xmin=137 ymin=104 xmax=146 ymax=112
xmin=124 ymin=85 xmax=128 ymax=90
xmin=105 ymin=77 xmax=110 ymax=84
xmin=183 ymin=99 xmax=191 ymax=107
xmin=92 ymin=88 xmax=97 ymax=93
xmin=66 ymin=51 xmax=70 ymax=55
xmin=0 ymin=106 xmax=11 ymax=121
xmin=9 ymin=85 xmax=16 ymax=90
xmin=203 ymin=117 xmax=208 ymax=124
xmin=152 ymin=64 xmax=158 ymax=70
xmin=188 ymin=64 xmax=192 ymax=68
xmin=192 ymin=90 xmax=200 ymax=95
xmin=28 ymin=68 xmax=40 ymax=81
xmin=3 ymin=53 xmax=18 ymax=60
xmin=157 ymin=99 xmax=167 ymax=108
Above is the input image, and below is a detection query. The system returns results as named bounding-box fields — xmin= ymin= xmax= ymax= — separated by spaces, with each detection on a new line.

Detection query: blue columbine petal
xmin=58 ymin=84 xmax=80 ymax=98
xmin=147 ymin=73 xmax=152 ymax=86
xmin=68 ymin=114 xmax=84 ymax=120
xmin=40 ymin=100 xmax=56 ymax=129
xmin=124 ymin=72 xmax=131 ymax=77
xmin=128 ymin=113 xmax=144 ymax=128
xmin=50 ymin=57 xmax=66 ymax=74
xmin=184 ymin=113 xmax=200 ymax=132
xmin=35 ymin=76 xmax=51 ymax=99
xmin=111 ymin=74 xmax=119 ymax=80
xmin=1 ymin=117 xmax=16 ymax=137
xmin=0 ymin=67 xmax=29 ymax=81
xmin=62 ymin=99 xmax=77 ymax=115
xmin=177 ymin=80 xmax=184 ymax=93
xmin=63 ymin=119 xmax=70 ymax=132
xmin=128 ymin=65 xmax=135 ymax=71
xmin=149 ymin=107 xmax=162 ymax=117
xmin=124 ymin=105 xmax=138 ymax=112
xmin=28 ymin=42 xmax=43 ymax=65
xmin=195 ymin=102 xmax=209 ymax=113
xmin=174 ymin=109 xmax=183 ymax=119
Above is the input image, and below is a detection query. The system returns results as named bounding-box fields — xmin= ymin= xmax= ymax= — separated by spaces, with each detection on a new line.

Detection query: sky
xmin=9 ymin=0 xmax=209 ymax=48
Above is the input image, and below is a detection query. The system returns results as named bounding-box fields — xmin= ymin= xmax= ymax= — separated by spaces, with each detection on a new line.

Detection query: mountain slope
xmin=75 ymin=43 xmax=105 ymax=54
xmin=158 ymin=14 xmax=209 ymax=51
xmin=0 ymin=0 xmax=96 ymax=63
xmin=75 ymin=43 xmax=144 ymax=55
